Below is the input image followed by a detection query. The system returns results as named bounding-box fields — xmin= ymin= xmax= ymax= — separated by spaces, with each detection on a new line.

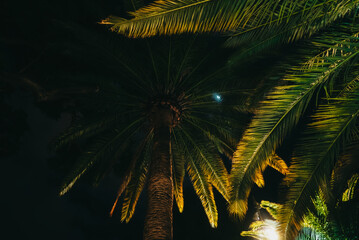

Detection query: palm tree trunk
xmin=143 ymin=124 xmax=173 ymax=240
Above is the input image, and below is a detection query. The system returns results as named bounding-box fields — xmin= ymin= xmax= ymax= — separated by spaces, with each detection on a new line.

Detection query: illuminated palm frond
xmin=171 ymin=132 xmax=186 ymax=213
xmin=225 ymin=0 xmax=359 ymax=53
xmin=173 ymin=122 xmax=233 ymax=227
xmin=121 ymin=138 xmax=152 ymax=222
xmin=101 ymin=0 xmax=358 ymax=40
xmin=187 ymin=156 xmax=218 ymax=228
xmin=179 ymin=124 xmax=230 ymax=201
xmin=268 ymin=154 xmax=289 ymax=176
xmin=329 ymin=142 xmax=359 ymax=205
xmin=278 ymin=81 xmax=359 ymax=239
xmin=260 ymin=200 xmax=283 ymax=220
xmin=295 ymin=180 xmax=359 ymax=240
xmin=301 ymin=191 xmax=331 ymax=240
xmin=341 ymin=173 xmax=359 ymax=202
xmin=101 ymin=0 xmax=275 ymax=37
xmin=229 ymin=28 xmax=359 ymax=218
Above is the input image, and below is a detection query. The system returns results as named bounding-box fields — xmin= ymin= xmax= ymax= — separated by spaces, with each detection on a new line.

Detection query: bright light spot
xmin=263 ymin=226 xmax=279 ymax=240
xmin=213 ymin=93 xmax=222 ymax=102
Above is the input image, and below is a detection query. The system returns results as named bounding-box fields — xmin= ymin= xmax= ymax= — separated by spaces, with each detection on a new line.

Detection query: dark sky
xmin=1 ymin=1 xmax=285 ymax=239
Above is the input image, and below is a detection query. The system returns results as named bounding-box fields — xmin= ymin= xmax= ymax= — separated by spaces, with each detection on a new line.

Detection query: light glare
xmin=213 ymin=93 xmax=222 ymax=102
xmin=263 ymin=226 xmax=279 ymax=240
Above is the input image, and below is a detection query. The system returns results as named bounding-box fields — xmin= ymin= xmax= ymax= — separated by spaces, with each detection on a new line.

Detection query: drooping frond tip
xmin=260 ymin=200 xmax=282 ymax=220
xmin=228 ymin=198 xmax=248 ymax=219
xmin=59 ymin=168 xmax=87 ymax=196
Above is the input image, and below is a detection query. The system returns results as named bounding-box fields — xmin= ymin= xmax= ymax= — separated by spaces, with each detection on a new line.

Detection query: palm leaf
xmin=268 ymin=154 xmax=289 ymax=175
xmin=171 ymin=130 xmax=186 ymax=213
xmin=109 ymin=129 xmax=154 ymax=216
xmin=260 ymin=200 xmax=283 ymax=220
xmin=229 ymin=30 xmax=359 ymax=218
xmin=121 ymin=138 xmax=152 ymax=222
xmin=342 ymin=173 xmax=359 ymax=202
xmin=55 ymin=115 xmax=117 ymax=150
xmin=329 ymin=142 xmax=359 ymax=205
xmin=59 ymin=130 xmax=124 ymax=196
xmin=241 ymin=219 xmax=280 ymax=240
xmin=180 ymin=125 xmax=230 ymax=201
xmin=101 ymin=0 xmax=345 ymax=38
xmin=301 ymin=191 xmax=331 ymax=240
xmin=278 ymin=83 xmax=359 ymax=240
xmin=225 ymin=1 xmax=359 ymax=50
xmin=187 ymin=157 xmax=218 ymax=228
xmin=59 ymin=117 xmax=144 ymax=196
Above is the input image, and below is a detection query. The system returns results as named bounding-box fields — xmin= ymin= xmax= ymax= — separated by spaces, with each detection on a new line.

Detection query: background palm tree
xmin=52 ymin=23 xmax=249 ymax=238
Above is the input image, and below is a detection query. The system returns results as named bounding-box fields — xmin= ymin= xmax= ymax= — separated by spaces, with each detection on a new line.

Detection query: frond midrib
xmin=115 ymin=0 xmax=212 ymax=22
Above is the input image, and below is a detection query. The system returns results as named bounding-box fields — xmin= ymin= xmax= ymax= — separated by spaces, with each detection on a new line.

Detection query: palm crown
xmin=54 ymin=30 xmax=249 ymax=239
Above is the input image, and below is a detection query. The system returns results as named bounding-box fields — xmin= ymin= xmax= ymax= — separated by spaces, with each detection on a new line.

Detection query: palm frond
xmin=260 ymin=200 xmax=283 ymax=220
xmin=101 ymin=0 xmax=359 ymax=39
xmin=180 ymin=125 xmax=230 ymax=201
xmin=110 ymin=129 xmax=154 ymax=217
xmin=225 ymin=1 xmax=359 ymax=50
xmin=58 ymin=116 xmax=145 ymax=195
xmin=253 ymin=169 xmax=265 ymax=188
xmin=268 ymin=154 xmax=289 ymax=175
xmin=59 ymin=130 xmax=125 ymax=196
xmin=329 ymin=142 xmax=359 ymax=205
xmin=187 ymin=157 xmax=218 ymax=228
xmin=229 ymin=31 xmax=359 ymax=218
xmin=101 ymin=0 xmax=349 ymax=38
xmin=171 ymin=130 xmax=186 ymax=213
xmin=278 ymin=85 xmax=359 ymax=240
xmin=342 ymin=173 xmax=359 ymax=201
xmin=55 ymin=115 xmax=117 ymax=150
xmin=302 ymin=191 xmax=331 ymax=240
xmin=101 ymin=0 xmax=261 ymax=37
xmin=121 ymin=138 xmax=152 ymax=222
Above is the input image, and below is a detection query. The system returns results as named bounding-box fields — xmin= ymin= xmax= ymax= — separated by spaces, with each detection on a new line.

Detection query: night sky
xmin=2 ymin=1 xmax=285 ymax=239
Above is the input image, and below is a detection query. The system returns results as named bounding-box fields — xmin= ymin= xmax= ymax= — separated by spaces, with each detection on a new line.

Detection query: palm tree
xmin=100 ymin=3 xmax=359 ymax=237
xmin=53 ymin=24 xmax=248 ymax=239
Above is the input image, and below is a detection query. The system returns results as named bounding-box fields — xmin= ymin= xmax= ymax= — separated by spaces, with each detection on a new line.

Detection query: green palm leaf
xmin=225 ymin=0 xmax=359 ymax=50
xmin=58 ymin=117 xmax=144 ymax=196
xmin=341 ymin=173 xmax=359 ymax=202
xmin=187 ymin=157 xmax=218 ymax=228
xmin=180 ymin=123 xmax=230 ymax=201
xmin=278 ymin=82 xmax=359 ymax=240
xmin=171 ymin=130 xmax=186 ymax=213
xmin=101 ymin=0 xmax=348 ymax=38
xmin=121 ymin=138 xmax=152 ymax=222
xmin=229 ymin=30 xmax=359 ymax=218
